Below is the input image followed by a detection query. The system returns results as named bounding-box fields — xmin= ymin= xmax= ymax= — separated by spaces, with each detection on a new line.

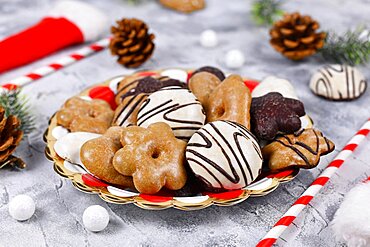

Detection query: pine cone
xmin=270 ymin=12 xmax=326 ymax=60
xmin=109 ymin=18 xmax=155 ymax=68
xmin=0 ymin=106 xmax=24 ymax=168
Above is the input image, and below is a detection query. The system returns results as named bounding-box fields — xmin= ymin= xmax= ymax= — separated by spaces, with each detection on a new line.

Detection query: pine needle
xmin=0 ymin=89 xmax=35 ymax=136
xmin=251 ymin=0 xmax=284 ymax=26
xmin=320 ymin=27 xmax=370 ymax=66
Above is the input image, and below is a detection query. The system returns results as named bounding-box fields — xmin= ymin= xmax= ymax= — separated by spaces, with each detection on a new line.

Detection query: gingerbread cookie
xmin=137 ymin=87 xmax=206 ymax=140
xmin=80 ymin=127 xmax=134 ymax=187
xmin=113 ymin=122 xmax=187 ymax=194
xmin=251 ymin=92 xmax=305 ymax=140
xmin=115 ymin=76 xmax=186 ymax=105
xmin=113 ymin=76 xmax=186 ymax=127
xmin=309 ymin=64 xmax=367 ymax=101
xmin=262 ymin=128 xmax=335 ymax=171
xmin=206 ymin=74 xmax=252 ymax=129
xmin=159 ymin=0 xmax=205 ymax=13
xmin=112 ymin=94 xmax=148 ymax=127
xmin=56 ymin=97 xmax=114 ymax=134
xmin=186 ymin=120 xmax=263 ymax=191
xmin=188 ymin=71 xmax=221 ymax=106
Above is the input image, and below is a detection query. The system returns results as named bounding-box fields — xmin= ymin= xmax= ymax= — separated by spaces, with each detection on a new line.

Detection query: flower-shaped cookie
xmin=113 ymin=122 xmax=187 ymax=194
xmin=80 ymin=127 xmax=134 ymax=187
xmin=56 ymin=97 xmax=114 ymax=134
xmin=251 ymin=92 xmax=305 ymax=140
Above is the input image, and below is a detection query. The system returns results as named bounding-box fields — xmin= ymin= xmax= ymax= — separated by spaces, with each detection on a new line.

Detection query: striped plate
xmin=44 ymin=68 xmax=312 ymax=211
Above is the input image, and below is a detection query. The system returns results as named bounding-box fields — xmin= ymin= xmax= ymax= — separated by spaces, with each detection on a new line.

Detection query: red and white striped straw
xmin=257 ymin=118 xmax=370 ymax=247
xmin=1 ymin=37 xmax=110 ymax=89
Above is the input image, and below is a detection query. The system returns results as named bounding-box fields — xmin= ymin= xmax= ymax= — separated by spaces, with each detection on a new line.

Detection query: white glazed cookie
xmin=137 ymin=87 xmax=206 ymax=140
xmin=252 ymin=76 xmax=298 ymax=99
xmin=186 ymin=120 xmax=263 ymax=190
xmin=310 ymin=64 xmax=367 ymax=101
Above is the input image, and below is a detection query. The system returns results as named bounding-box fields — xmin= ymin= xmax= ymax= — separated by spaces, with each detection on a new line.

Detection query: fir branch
xmin=126 ymin=0 xmax=142 ymax=4
xmin=0 ymin=89 xmax=35 ymax=136
xmin=320 ymin=27 xmax=370 ymax=66
xmin=251 ymin=0 xmax=284 ymax=26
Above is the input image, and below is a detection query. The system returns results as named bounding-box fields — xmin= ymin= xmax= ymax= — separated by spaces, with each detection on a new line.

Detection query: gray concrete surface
xmin=0 ymin=0 xmax=369 ymax=246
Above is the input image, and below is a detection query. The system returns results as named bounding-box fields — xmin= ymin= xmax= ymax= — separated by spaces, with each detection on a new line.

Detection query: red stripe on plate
xmin=139 ymin=194 xmax=173 ymax=203
xmin=204 ymin=190 xmax=243 ymax=200
xmin=267 ymin=169 xmax=294 ymax=179
xmin=293 ymin=195 xmax=313 ymax=205
xmin=49 ymin=63 xmax=63 ymax=70
xmin=311 ymin=176 xmax=329 ymax=186
xmin=328 ymin=159 xmax=344 ymax=168
xmin=244 ymin=79 xmax=259 ymax=92
xmin=187 ymin=72 xmax=193 ymax=82
xmin=274 ymin=215 xmax=296 ymax=227
xmin=70 ymin=54 xmax=84 ymax=60
xmin=256 ymin=238 xmax=277 ymax=247
xmin=26 ymin=73 xmax=42 ymax=80
xmin=137 ymin=71 xmax=159 ymax=77
xmin=82 ymin=174 xmax=108 ymax=187
xmin=89 ymin=86 xmax=117 ymax=109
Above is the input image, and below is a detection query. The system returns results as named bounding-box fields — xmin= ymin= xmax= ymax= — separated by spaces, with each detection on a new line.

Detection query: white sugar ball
xmin=9 ymin=194 xmax=36 ymax=221
xmin=83 ymin=205 xmax=109 ymax=232
xmin=225 ymin=49 xmax=245 ymax=69
xmin=200 ymin=29 xmax=218 ymax=48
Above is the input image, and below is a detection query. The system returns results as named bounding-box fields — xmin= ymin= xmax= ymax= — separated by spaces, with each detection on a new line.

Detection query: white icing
xmin=310 ymin=64 xmax=367 ymax=100
xmin=301 ymin=115 xmax=313 ymax=129
xmin=79 ymin=95 xmax=92 ymax=101
xmin=51 ymin=126 xmax=69 ymax=140
xmin=108 ymin=76 xmax=125 ymax=93
xmin=161 ymin=69 xmax=188 ymax=82
xmin=186 ymin=120 xmax=263 ymax=190
xmin=54 ymin=132 xmax=101 ymax=165
xmin=252 ymin=76 xmax=298 ymax=99
xmin=137 ymin=88 xmax=206 ymax=140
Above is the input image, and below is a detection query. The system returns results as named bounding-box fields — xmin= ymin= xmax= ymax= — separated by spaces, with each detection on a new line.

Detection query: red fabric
xmin=0 ymin=17 xmax=84 ymax=73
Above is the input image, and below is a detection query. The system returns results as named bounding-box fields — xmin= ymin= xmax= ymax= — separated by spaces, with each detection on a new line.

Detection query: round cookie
xmin=186 ymin=120 xmax=263 ymax=191
xmin=309 ymin=64 xmax=367 ymax=101
xmin=252 ymin=76 xmax=298 ymax=99
xmin=113 ymin=76 xmax=186 ymax=127
xmin=191 ymin=66 xmax=226 ymax=81
xmin=137 ymin=87 xmax=206 ymax=140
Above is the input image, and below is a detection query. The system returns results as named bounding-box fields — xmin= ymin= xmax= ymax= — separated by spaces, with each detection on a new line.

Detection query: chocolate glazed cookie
xmin=186 ymin=120 xmax=263 ymax=191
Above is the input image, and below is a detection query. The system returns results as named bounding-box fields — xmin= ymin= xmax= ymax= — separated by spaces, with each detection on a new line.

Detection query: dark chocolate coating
xmin=120 ymin=76 xmax=186 ymax=101
xmin=192 ymin=66 xmax=226 ymax=81
xmin=251 ymin=92 xmax=306 ymax=140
